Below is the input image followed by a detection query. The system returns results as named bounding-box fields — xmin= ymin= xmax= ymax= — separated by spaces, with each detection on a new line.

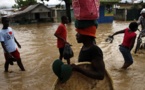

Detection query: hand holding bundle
xmin=105 ymin=35 xmax=114 ymax=43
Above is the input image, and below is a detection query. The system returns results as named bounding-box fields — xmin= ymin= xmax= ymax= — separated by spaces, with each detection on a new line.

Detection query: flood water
xmin=0 ymin=21 xmax=145 ymax=90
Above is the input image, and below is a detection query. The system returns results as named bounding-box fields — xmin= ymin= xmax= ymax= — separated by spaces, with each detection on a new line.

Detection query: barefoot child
xmin=0 ymin=17 xmax=25 ymax=72
xmin=110 ymin=22 xmax=138 ymax=69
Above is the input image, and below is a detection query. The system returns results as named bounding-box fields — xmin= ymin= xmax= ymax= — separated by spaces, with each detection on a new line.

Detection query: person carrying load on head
xmin=70 ymin=0 xmax=106 ymax=80
xmin=71 ymin=25 xmax=106 ymax=80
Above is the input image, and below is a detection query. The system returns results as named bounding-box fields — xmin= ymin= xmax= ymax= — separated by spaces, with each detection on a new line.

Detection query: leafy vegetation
xmin=13 ymin=0 xmax=37 ymax=8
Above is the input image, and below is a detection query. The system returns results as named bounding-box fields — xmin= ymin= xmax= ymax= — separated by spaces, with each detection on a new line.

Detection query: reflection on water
xmin=0 ymin=21 xmax=145 ymax=90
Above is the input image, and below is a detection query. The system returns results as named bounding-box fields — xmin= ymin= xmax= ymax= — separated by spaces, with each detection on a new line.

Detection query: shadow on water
xmin=0 ymin=21 xmax=145 ymax=90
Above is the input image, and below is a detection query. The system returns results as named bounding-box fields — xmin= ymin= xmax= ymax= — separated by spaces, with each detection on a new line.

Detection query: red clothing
xmin=122 ymin=28 xmax=136 ymax=48
xmin=4 ymin=49 xmax=20 ymax=61
xmin=55 ymin=23 xmax=67 ymax=48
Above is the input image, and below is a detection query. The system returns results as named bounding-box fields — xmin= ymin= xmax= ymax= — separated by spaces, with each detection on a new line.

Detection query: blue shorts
xmin=119 ymin=45 xmax=133 ymax=64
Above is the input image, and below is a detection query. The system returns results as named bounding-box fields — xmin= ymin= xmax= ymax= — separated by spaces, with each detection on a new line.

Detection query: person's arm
xmin=106 ymin=29 xmax=125 ymax=43
xmin=71 ymin=46 xmax=105 ymax=80
xmin=111 ymin=30 xmax=125 ymax=37
xmin=129 ymin=36 xmax=136 ymax=51
xmin=71 ymin=57 xmax=105 ymax=80
xmin=14 ymin=37 xmax=21 ymax=48
xmin=137 ymin=16 xmax=141 ymax=25
xmin=54 ymin=25 xmax=69 ymax=44
xmin=0 ymin=32 xmax=13 ymax=58
xmin=54 ymin=33 xmax=67 ymax=43
xmin=54 ymin=25 xmax=66 ymax=43
xmin=1 ymin=42 xmax=13 ymax=58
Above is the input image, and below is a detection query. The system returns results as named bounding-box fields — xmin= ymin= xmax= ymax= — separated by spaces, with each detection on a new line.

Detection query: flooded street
xmin=0 ymin=21 xmax=145 ymax=90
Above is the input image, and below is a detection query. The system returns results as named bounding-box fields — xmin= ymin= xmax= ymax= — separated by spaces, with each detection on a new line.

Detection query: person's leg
xmin=66 ymin=59 xmax=70 ymax=64
xmin=121 ymin=62 xmax=133 ymax=69
xmin=4 ymin=53 xmax=9 ymax=72
xmin=59 ymin=48 xmax=64 ymax=60
xmin=4 ymin=61 xmax=9 ymax=72
xmin=17 ymin=58 xmax=25 ymax=71
xmin=119 ymin=46 xmax=133 ymax=69
xmin=11 ymin=49 xmax=25 ymax=71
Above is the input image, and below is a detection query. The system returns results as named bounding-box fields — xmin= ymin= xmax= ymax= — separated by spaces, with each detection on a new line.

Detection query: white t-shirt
xmin=0 ymin=27 xmax=17 ymax=53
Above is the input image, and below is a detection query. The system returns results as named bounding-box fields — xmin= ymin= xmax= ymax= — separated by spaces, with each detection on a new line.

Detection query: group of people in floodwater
xmin=54 ymin=8 xmax=145 ymax=80
xmin=0 ymin=8 xmax=145 ymax=81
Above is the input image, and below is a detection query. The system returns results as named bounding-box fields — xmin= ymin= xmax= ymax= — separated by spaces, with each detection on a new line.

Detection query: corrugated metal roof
xmin=18 ymin=4 xmax=39 ymax=14
xmin=6 ymin=3 xmax=50 ymax=18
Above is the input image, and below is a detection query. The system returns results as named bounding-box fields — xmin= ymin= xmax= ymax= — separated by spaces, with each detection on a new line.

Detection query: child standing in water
xmin=54 ymin=16 xmax=71 ymax=64
xmin=0 ymin=17 xmax=25 ymax=72
xmin=110 ymin=22 xmax=138 ymax=69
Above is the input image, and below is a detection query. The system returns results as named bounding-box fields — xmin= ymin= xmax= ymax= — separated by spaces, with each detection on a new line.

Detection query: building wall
xmin=51 ymin=6 xmax=114 ymax=23
xmin=97 ymin=5 xmax=114 ymax=23
xmin=31 ymin=5 xmax=51 ymax=13
xmin=10 ymin=5 xmax=53 ymax=24
xmin=114 ymin=9 xmax=126 ymax=20
xmin=114 ymin=8 xmax=141 ymax=21
xmin=39 ymin=12 xmax=49 ymax=18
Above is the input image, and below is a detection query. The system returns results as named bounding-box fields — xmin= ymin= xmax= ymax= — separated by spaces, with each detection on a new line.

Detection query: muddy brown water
xmin=0 ymin=21 xmax=145 ymax=90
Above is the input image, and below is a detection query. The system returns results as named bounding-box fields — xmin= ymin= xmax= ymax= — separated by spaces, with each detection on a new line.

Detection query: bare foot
xmin=4 ymin=70 xmax=13 ymax=73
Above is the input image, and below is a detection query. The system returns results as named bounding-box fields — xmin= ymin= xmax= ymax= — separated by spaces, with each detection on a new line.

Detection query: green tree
xmin=12 ymin=4 xmax=19 ymax=8
xmin=40 ymin=0 xmax=49 ymax=4
xmin=14 ymin=0 xmax=37 ymax=8
xmin=63 ymin=0 xmax=72 ymax=23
